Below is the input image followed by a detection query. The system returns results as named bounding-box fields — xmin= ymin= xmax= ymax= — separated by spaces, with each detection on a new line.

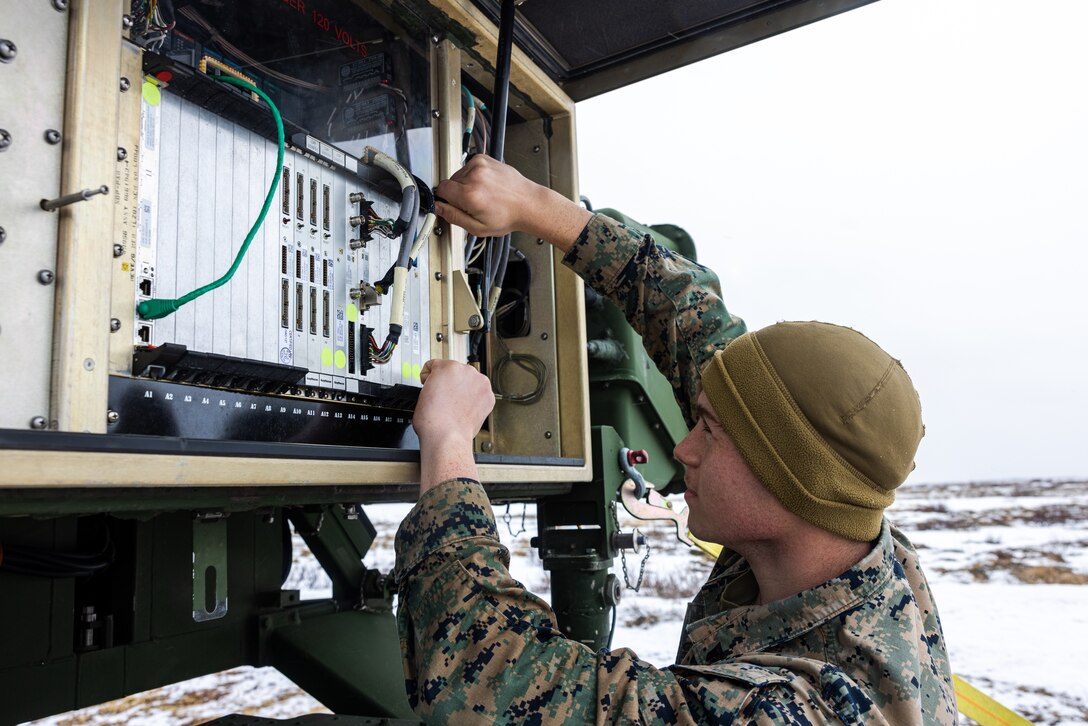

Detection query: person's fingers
xmin=435 ymin=178 xmax=468 ymax=207
xmin=419 ymin=359 xmax=435 ymax=384
xmin=447 ymin=162 xmax=474 ymax=183
xmin=466 ymin=154 xmax=494 ymax=172
xmin=435 ymin=201 xmax=489 ymax=237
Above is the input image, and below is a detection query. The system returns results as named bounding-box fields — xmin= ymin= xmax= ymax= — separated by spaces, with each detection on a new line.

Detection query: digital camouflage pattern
xmin=394 ymin=214 xmax=957 ymax=723
xmin=562 ymin=214 xmax=747 ymax=427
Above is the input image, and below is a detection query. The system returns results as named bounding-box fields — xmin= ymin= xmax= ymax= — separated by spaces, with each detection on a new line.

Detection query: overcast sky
xmin=576 ymin=0 xmax=1088 ymax=485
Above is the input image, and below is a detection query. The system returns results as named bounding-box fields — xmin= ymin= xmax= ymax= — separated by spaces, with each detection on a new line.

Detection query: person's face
xmin=673 ymin=392 xmax=788 ymax=547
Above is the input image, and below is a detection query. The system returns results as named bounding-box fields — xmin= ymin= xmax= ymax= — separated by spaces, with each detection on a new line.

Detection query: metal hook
xmin=618 ymin=447 xmax=649 ymax=498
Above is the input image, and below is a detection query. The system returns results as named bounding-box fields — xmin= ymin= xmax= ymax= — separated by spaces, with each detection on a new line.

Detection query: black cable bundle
xmin=1 ymin=528 xmax=114 ymax=579
xmin=469 ymin=0 xmax=519 ymax=363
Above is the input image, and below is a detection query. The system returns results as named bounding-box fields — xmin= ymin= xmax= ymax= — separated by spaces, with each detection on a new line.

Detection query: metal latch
xmin=617 ymin=448 xmax=723 ymax=559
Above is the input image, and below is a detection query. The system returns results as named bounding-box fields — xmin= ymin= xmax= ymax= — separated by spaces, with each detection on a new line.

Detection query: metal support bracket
xmin=286 ymin=504 xmax=380 ymax=605
xmin=192 ymin=516 xmax=229 ymax=622
xmin=451 ymin=269 xmax=483 ymax=332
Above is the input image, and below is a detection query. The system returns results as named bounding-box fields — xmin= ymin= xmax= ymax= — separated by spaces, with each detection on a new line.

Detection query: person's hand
xmin=435 ymin=155 xmax=591 ymax=251
xmin=435 ymin=155 xmax=539 ymax=238
xmin=415 ymin=359 xmax=495 ymax=445
xmin=413 ymin=359 xmax=495 ymax=495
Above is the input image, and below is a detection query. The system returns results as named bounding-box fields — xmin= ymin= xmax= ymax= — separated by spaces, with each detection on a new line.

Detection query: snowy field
xmin=26 ymin=478 xmax=1088 ymax=725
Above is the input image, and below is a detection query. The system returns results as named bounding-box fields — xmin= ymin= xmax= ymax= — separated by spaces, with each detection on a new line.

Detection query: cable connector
xmin=137 ymin=298 xmax=180 ymax=321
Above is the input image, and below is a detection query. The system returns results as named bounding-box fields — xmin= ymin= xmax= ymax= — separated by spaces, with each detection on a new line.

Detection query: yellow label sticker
xmin=121 ymin=262 xmax=130 ymax=272
xmin=334 ymin=350 xmax=347 ymax=369
xmin=142 ymin=81 xmax=162 ymax=107
xmin=321 ymin=348 xmax=333 ymax=367
xmin=412 ymin=363 xmax=422 ymax=381
xmin=401 ymin=362 xmax=412 ymax=380
xmin=346 ymin=303 xmax=358 ymax=323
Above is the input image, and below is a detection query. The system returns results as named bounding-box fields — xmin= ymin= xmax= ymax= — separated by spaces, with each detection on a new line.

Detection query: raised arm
xmin=435 ymin=156 xmax=746 ymax=425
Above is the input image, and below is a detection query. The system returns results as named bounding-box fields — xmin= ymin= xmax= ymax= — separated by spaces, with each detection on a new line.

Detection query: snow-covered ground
xmin=26 ymin=479 xmax=1088 ymax=725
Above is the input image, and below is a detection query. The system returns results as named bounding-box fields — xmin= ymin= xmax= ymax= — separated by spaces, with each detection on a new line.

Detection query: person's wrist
xmin=521 ymin=186 xmax=591 ymax=251
xmin=419 ymin=431 xmax=479 ymax=496
xmin=418 ymin=428 xmax=475 ymax=456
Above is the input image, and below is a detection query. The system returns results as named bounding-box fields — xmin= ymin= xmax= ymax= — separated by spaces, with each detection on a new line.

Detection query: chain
xmin=502 ymin=502 xmax=527 ymax=538
xmin=611 ymin=501 xmax=650 ymax=592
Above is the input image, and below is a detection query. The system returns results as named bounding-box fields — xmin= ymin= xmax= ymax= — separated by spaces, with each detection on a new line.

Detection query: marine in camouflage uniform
xmin=394 ymin=213 xmax=958 ymax=724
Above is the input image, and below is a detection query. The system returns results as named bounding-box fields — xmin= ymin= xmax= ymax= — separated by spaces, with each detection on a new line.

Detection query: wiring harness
xmin=0 ymin=529 xmax=114 ymax=579
xmin=129 ymin=0 xmax=176 ymax=51
xmin=357 ymin=148 xmax=436 ymax=365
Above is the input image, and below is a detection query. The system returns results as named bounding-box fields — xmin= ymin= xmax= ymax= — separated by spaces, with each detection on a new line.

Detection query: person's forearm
xmin=418 ymin=433 xmax=479 ymax=496
xmin=562 ymin=215 xmax=747 ymax=426
xmin=393 ymin=481 xmax=698 ymax=724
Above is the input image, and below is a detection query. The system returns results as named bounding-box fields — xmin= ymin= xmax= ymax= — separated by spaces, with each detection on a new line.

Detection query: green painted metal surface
xmin=537 ymin=426 xmax=626 ymax=650
xmin=268 ymin=610 xmax=415 ymax=719
xmin=584 ymin=208 xmax=694 ymax=494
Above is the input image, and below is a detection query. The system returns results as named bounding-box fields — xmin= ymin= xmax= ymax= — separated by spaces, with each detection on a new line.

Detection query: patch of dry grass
xmin=940 ymin=547 xmax=1088 ymax=584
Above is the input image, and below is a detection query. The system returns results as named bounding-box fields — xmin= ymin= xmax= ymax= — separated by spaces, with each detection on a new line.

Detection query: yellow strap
xmin=953 ymin=674 xmax=1034 ymax=725
xmin=688 ymin=532 xmax=723 ymax=560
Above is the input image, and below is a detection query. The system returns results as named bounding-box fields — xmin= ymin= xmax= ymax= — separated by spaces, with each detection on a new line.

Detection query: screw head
xmin=540 ymin=331 xmax=549 ymax=341
xmin=30 ymin=416 xmax=47 ymax=430
xmin=83 ymin=358 xmax=95 ymax=371
xmin=433 ymin=225 xmax=443 ymax=237
xmin=468 ymin=314 xmax=482 ymax=328
xmin=113 ymin=244 xmax=124 ymax=257
xmin=532 ymin=145 xmax=541 ymax=153
xmin=431 ymin=109 xmax=441 ymax=119
xmin=0 ymin=129 xmax=11 ymax=151
xmin=121 ymin=14 xmax=132 ymax=28
xmin=52 ymin=0 xmax=68 ymax=10
xmin=481 ymin=441 xmax=494 ymax=452
xmin=110 ymin=318 xmax=121 ymax=332
xmin=436 ymin=333 xmax=444 ymax=342
xmin=38 ymin=269 xmax=54 ymax=285
xmin=116 ymin=147 xmax=127 ymax=161
xmin=544 ymin=431 xmax=553 ymax=439
xmin=0 ymin=39 xmax=16 ymax=63
xmin=44 ymin=129 xmax=61 ymax=144
xmin=106 ymin=410 xmax=119 ymax=424
xmin=434 ymin=271 xmax=444 ymax=281
xmin=119 ymin=77 xmax=130 ymax=92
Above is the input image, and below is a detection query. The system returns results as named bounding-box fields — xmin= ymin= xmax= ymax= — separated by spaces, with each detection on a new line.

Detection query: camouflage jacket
xmin=562 ymin=214 xmax=747 ymax=427
xmin=394 ymin=214 xmax=957 ymax=724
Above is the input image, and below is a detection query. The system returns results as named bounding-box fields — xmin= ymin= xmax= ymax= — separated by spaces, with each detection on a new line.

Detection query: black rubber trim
xmin=0 ymin=429 xmax=584 ymax=467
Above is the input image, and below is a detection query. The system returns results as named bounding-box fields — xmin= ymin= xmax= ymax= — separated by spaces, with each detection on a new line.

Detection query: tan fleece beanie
xmin=700 ymin=322 xmax=923 ymax=541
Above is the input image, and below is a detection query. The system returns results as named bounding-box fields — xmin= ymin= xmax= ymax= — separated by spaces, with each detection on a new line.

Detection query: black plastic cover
xmin=467 ymin=0 xmax=880 ymax=100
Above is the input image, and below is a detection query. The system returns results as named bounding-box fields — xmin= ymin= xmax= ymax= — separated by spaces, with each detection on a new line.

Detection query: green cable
xmin=137 ymin=75 xmax=285 ymax=321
